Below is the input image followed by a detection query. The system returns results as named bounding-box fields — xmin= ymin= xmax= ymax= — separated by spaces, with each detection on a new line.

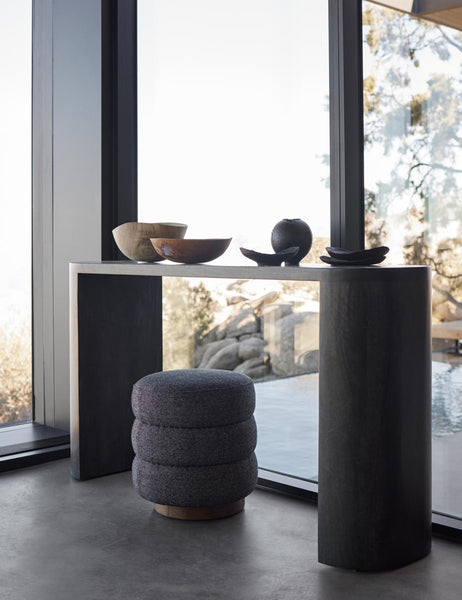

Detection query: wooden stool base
xmin=154 ymin=499 xmax=245 ymax=520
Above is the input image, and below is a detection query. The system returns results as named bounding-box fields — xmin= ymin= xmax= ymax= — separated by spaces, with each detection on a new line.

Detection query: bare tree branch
xmin=431 ymin=258 xmax=462 ymax=280
xmin=433 ymin=284 xmax=462 ymax=309
xmin=436 ymin=26 xmax=462 ymax=54
xmin=409 ymin=162 xmax=462 ymax=175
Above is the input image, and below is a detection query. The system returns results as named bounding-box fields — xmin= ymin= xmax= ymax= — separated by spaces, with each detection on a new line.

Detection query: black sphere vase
xmin=271 ymin=218 xmax=313 ymax=266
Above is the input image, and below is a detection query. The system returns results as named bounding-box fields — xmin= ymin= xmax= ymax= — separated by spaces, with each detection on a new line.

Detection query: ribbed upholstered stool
xmin=131 ymin=369 xmax=258 ymax=520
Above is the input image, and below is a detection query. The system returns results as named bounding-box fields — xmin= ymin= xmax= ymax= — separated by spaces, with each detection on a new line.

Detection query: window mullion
xmin=329 ymin=0 xmax=365 ymax=250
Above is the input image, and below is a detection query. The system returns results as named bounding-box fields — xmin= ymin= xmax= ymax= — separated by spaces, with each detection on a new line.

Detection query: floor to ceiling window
xmin=138 ymin=0 xmax=330 ymax=258
xmin=138 ymin=0 xmax=329 ymax=483
xmin=363 ymin=1 xmax=462 ymax=521
xmin=0 ymin=1 xmax=32 ymax=426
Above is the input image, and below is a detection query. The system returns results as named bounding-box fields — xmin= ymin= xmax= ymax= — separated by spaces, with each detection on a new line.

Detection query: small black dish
xmin=320 ymin=255 xmax=386 ymax=266
xmin=240 ymin=246 xmax=299 ymax=266
xmin=325 ymin=246 xmax=389 ymax=261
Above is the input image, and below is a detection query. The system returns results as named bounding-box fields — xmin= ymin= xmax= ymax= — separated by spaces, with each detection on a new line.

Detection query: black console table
xmin=70 ymin=261 xmax=432 ymax=571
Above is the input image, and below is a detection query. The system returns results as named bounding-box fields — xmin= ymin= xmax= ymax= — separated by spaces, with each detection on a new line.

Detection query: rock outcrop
xmin=195 ymin=287 xmax=320 ymax=381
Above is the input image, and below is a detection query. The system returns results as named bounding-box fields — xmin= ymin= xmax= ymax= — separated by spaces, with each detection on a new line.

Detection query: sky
xmin=0 ymin=1 xmax=31 ymax=326
xmin=137 ymin=0 xmax=331 ymax=263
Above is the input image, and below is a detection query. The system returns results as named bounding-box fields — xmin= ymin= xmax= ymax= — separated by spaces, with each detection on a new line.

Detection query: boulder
xmin=226 ymin=295 xmax=249 ymax=306
xmin=250 ymin=291 xmax=280 ymax=310
xmin=296 ymin=349 xmax=319 ymax=374
xmin=269 ymin=312 xmax=319 ymax=377
xmin=238 ymin=337 xmax=265 ymax=361
xmin=234 ymin=357 xmax=270 ymax=380
xmin=226 ymin=307 xmax=259 ymax=338
xmin=226 ymin=279 xmax=249 ymax=291
xmin=201 ymin=319 xmax=229 ymax=344
xmin=203 ymin=321 xmax=227 ymax=342
xmin=203 ymin=308 xmax=235 ymax=342
xmin=204 ymin=342 xmax=240 ymax=370
xmin=215 ymin=327 xmax=227 ymax=341
xmin=239 ymin=333 xmax=263 ymax=341
xmin=199 ymin=336 xmax=265 ymax=371
xmin=197 ymin=337 xmax=238 ymax=368
xmin=202 ymin=327 xmax=218 ymax=344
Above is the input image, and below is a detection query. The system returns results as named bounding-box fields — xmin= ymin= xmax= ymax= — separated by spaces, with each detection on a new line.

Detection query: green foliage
xmin=162 ymin=278 xmax=216 ymax=370
xmin=189 ymin=282 xmax=215 ymax=345
xmin=0 ymin=311 xmax=32 ymax=424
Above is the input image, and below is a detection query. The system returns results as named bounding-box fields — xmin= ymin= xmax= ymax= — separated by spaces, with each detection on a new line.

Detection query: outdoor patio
xmin=254 ymin=364 xmax=462 ymax=521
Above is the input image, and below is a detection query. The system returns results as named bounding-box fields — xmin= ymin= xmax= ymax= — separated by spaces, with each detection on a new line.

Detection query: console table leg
xmin=70 ymin=273 xmax=162 ymax=480
xmin=318 ymin=271 xmax=432 ymax=571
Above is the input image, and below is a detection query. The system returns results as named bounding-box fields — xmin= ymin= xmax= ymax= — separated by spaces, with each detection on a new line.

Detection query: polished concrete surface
xmin=1 ymin=459 xmax=462 ymax=600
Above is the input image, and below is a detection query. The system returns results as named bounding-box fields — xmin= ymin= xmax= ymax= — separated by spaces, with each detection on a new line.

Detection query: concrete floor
xmin=1 ymin=460 xmax=462 ymax=600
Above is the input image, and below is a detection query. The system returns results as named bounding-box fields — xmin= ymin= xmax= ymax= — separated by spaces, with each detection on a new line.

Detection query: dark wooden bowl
xmin=325 ymin=246 xmax=389 ymax=261
xmin=320 ymin=255 xmax=386 ymax=266
xmin=150 ymin=238 xmax=232 ymax=264
xmin=240 ymin=246 xmax=299 ymax=266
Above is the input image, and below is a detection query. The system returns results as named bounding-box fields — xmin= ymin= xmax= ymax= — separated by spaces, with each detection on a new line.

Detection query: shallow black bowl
xmin=320 ymin=255 xmax=386 ymax=266
xmin=240 ymin=246 xmax=299 ymax=266
xmin=325 ymin=246 xmax=389 ymax=261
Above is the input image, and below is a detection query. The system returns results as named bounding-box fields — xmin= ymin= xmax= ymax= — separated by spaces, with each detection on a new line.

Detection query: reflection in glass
xmin=0 ymin=2 xmax=32 ymax=425
xmin=163 ymin=277 xmax=320 ymax=481
xmin=363 ymin=1 xmax=462 ymax=519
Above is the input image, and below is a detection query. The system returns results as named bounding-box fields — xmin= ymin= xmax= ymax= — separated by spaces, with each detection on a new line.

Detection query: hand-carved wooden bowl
xmin=150 ymin=238 xmax=232 ymax=264
xmin=113 ymin=222 xmax=187 ymax=262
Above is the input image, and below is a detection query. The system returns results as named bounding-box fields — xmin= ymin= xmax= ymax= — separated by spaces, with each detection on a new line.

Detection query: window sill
xmin=0 ymin=422 xmax=70 ymax=471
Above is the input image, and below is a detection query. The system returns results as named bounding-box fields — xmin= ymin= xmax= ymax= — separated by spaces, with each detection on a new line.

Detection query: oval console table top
xmin=70 ymin=261 xmax=430 ymax=284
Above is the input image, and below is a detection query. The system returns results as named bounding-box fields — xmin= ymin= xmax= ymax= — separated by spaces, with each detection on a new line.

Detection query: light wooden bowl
xmin=150 ymin=238 xmax=232 ymax=264
xmin=112 ymin=222 xmax=187 ymax=262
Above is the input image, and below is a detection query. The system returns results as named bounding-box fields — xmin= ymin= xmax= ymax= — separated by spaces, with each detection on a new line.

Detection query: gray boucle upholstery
xmin=132 ymin=416 xmax=257 ymax=467
xmin=132 ymin=453 xmax=258 ymax=507
xmin=132 ymin=369 xmax=255 ymax=427
xmin=131 ymin=369 xmax=258 ymax=510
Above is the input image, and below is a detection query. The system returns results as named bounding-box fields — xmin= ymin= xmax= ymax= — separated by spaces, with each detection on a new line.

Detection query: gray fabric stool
xmin=131 ymin=369 xmax=258 ymax=520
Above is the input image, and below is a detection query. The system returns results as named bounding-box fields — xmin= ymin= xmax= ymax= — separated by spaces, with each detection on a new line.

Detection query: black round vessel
xmin=271 ymin=218 xmax=313 ymax=266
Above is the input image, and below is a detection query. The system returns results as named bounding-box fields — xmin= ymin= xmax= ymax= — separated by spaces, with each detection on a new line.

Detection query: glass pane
xmin=138 ymin=0 xmax=330 ymax=263
xmin=0 ymin=2 xmax=32 ymax=425
xmin=163 ymin=277 xmax=319 ymax=481
xmin=363 ymin=1 xmax=462 ymax=519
